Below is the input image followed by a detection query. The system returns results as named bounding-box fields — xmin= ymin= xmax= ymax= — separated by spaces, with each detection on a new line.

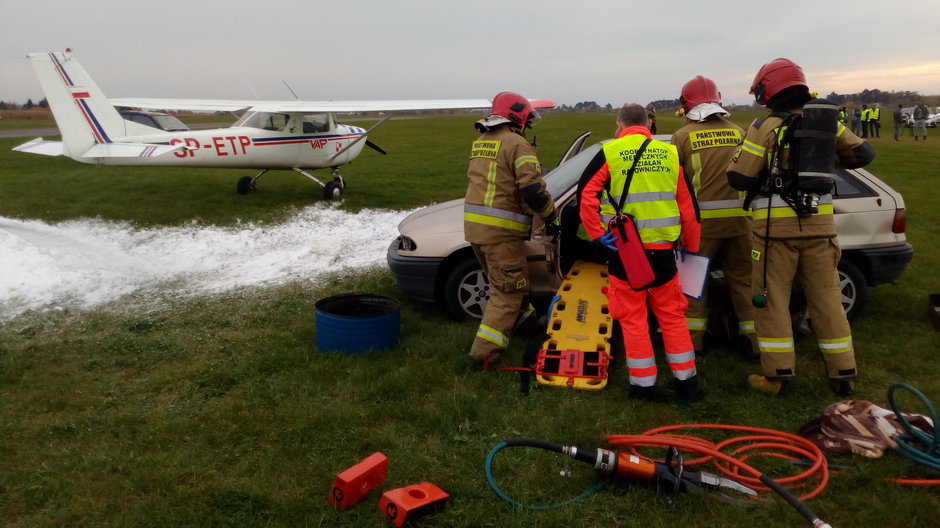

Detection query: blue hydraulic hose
xmin=484 ymin=440 xmax=611 ymax=510
xmin=886 ymin=383 xmax=940 ymax=473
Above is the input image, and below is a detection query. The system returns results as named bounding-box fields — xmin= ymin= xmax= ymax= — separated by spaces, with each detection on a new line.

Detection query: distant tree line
xmin=549 ymin=89 xmax=938 ymax=115
xmin=822 ymin=89 xmax=937 ymax=107
xmin=554 ymin=101 xmax=614 ymax=112
xmin=0 ymin=98 xmax=48 ymax=110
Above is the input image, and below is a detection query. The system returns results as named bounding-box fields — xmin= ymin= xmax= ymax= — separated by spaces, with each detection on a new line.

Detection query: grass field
xmin=1 ymin=111 xmax=939 ymax=527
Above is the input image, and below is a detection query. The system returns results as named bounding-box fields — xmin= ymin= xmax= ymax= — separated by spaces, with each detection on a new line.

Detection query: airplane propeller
xmin=366 ymin=140 xmax=387 ymax=155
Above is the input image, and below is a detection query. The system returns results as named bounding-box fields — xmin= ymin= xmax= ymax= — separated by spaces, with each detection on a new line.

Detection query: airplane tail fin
xmin=27 ymin=51 xmax=126 ymax=159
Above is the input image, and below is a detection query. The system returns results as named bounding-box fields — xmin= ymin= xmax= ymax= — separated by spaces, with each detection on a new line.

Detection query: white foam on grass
xmin=0 ymin=203 xmax=416 ymax=321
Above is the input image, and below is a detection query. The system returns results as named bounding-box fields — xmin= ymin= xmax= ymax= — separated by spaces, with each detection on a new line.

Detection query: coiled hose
xmin=886 ymin=383 xmax=940 ymax=485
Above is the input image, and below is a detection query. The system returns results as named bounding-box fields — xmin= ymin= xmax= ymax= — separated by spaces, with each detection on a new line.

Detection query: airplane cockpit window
xmin=302 ymin=114 xmax=331 ymax=133
xmin=234 ymin=111 xmax=291 ymax=131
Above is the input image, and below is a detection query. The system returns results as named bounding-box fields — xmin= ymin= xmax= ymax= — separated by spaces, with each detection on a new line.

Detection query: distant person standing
xmin=869 ymin=104 xmax=881 ymax=138
xmin=913 ymin=102 xmax=929 ymax=141
xmin=839 ymin=106 xmax=848 ymax=125
xmin=893 ymin=104 xmax=905 ymax=141
xmin=860 ymin=104 xmax=870 ymax=138
xmin=648 ymin=106 xmax=658 ymax=134
xmin=850 ymin=106 xmax=861 ymax=135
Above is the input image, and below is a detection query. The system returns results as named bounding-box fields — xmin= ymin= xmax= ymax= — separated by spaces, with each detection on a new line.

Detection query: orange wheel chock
xmin=328 ymin=452 xmax=388 ymax=510
xmin=378 ymin=482 xmax=449 ymax=527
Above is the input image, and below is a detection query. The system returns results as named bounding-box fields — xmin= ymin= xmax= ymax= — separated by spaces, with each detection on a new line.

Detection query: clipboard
xmin=675 ymin=251 xmax=710 ymax=300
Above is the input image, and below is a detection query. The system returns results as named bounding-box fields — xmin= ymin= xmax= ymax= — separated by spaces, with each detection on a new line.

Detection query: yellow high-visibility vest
xmin=602 ymin=136 xmax=682 ymax=245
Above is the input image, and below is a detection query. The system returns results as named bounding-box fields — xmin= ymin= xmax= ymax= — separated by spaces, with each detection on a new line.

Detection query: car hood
xmin=398 ymin=198 xmax=463 ymax=233
xmin=396 ymin=198 xmax=468 ymax=257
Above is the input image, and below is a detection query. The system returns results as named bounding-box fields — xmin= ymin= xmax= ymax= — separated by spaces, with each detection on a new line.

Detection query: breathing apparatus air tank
xmin=752 ymin=98 xmax=840 ymax=308
xmin=788 ymin=98 xmax=839 ymax=215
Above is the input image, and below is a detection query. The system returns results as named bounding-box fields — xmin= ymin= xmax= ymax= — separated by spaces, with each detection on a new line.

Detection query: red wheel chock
xmin=378 ymin=482 xmax=449 ymax=527
xmin=328 ymin=452 xmax=388 ymax=510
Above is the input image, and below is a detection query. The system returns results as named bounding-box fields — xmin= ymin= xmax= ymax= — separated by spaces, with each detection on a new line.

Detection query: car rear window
xmin=832 ymin=169 xmax=877 ymax=199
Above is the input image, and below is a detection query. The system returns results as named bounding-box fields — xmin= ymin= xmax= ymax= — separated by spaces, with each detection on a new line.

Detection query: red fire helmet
xmin=750 ymin=58 xmax=807 ymax=105
xmin=679 ymin=75 xmax=721 ymax=112
xmin=488 ymin=92 xmax=541 ymax=128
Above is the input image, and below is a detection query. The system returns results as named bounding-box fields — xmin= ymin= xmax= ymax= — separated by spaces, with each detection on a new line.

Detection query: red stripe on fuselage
xmin=73 ymin=98 xmax=106 ymax=144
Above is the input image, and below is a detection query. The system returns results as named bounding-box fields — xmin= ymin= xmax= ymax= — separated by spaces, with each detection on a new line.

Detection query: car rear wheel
xmin=443 ymin=257 xmax=488 ymax=320
xmin=838 ymin=260 xmax=867 ymax=321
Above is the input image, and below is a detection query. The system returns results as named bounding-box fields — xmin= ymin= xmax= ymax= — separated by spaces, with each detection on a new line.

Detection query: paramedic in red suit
xmin=579 ymin=103 xmax=702 ymax=403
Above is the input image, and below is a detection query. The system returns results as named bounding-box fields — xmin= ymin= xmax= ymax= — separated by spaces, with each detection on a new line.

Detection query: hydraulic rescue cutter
xmin=486 ymin=432 xmax=835 ymax=528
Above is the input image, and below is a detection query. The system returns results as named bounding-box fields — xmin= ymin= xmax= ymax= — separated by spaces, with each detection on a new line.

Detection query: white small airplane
xmin=14 ymin=50 xmax=554 ymax=199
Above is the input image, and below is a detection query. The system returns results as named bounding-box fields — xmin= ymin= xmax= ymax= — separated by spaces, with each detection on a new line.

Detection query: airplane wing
xmin=109 ymin=98 xmax=555 ymax=114
xmin=109 ymin=98 xmax=256 ymax=113
xmin=13 ymin=138 xmax=64 ymax=156
xmin=82 ymin=142 xmax=188 ymax=158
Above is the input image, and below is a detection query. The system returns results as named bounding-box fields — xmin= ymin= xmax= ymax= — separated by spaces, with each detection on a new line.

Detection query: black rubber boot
xmin=628 ymin=384 xmax=660 ymax=402
xmin=674 ymin=375 xmax=703 ymax=404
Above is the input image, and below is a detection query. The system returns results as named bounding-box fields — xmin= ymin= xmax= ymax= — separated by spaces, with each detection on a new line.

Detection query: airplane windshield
xmin=234 ymin=111 xmax=291 ymax=131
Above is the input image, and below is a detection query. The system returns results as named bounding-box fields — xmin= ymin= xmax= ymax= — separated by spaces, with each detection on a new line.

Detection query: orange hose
xmin=606 ymin=423 xmax=830 ymax=501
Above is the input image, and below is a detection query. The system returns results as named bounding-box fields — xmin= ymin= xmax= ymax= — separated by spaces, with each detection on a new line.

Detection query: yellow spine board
xmin=536 ymin=260 xmax=613 ymax=391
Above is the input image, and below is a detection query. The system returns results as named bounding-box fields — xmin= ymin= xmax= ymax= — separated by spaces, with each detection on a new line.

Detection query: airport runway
xmin=0 ymin=128 xmax=58 ymax=138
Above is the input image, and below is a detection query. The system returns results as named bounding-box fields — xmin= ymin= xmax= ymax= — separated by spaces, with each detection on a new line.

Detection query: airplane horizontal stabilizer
xmin=12 ymin=138 xmax=64 ymax=156
xmin=82 ymin=142 xmax=186 ymax=158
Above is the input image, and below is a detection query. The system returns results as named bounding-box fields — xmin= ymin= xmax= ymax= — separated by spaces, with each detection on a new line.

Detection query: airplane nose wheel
xmin=323 ymin=180 xmax=343 ymax=200
xmin=323 ymin=169 xmax=345 ymax=200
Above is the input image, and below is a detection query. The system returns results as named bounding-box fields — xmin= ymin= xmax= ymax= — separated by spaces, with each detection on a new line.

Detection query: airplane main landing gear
xmin=236 ymin=168 xmax=347 ymax=200
xmin=237 ymin=176 xmax=256 ymax=195
xmin=237 ymin=170 xmax=268 ymax=195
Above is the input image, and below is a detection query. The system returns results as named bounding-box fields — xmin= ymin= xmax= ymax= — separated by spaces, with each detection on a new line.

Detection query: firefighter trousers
xmin=469 ymin=241 xmax=530 ymax=364
xmin=607 ymin=274 xmax=697 ymax=387
xmin=751 ymin=235 xmax=856 ymax=380
xmin=686 ymin=234 xmax=758 ymax=354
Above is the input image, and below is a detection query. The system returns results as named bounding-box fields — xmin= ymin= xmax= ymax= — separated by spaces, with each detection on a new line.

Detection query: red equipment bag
xmin=609 ymin=214 xmax=655 ymax=290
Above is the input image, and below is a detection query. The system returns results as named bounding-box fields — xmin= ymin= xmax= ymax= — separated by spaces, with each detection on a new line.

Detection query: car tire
xmin=838 ymin=260 xmax=867 ymax=321
xmin=443 ymin=257 xmax=488 ymax=321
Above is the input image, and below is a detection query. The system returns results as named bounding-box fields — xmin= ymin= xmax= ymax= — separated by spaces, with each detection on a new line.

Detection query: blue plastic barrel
xmin=315 ymin=293 xmax=401 ymax=353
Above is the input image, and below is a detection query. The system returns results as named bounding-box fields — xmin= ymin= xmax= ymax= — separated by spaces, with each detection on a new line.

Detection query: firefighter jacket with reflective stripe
xmin=726 ymin=112 xmax=867 ymax=239
xmin=673 ymin=116 xmax=747 ymax=239
xmin=580 ymin=126 xmax=700 ymax=252
xmin=464 ymin=126 xmax=555 ymax=244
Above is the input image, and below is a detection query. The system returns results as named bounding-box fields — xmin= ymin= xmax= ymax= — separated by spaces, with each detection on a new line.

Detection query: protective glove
xmin=598 ymin=231 xmax=618 ymax=252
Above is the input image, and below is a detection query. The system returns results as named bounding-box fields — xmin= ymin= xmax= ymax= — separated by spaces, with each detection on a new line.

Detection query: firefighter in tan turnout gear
xmin=726 ymin=58 xmax=874 ymax=396
xmin=672 ymin=76 xmax=758 ymax=360
xmin=464 ymin=92 xmax=557 ymax=370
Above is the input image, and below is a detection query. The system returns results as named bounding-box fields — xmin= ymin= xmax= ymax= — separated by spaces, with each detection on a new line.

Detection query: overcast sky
xmin=1 ymin=0 xmax=938 ymax=108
